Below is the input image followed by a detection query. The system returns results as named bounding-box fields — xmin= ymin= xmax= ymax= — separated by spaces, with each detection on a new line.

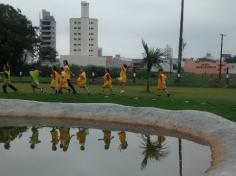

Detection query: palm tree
xmin=140 ymin=135 xmax=168 ymax=170
xmin=142 ymin=39 xmax=163 ymax=92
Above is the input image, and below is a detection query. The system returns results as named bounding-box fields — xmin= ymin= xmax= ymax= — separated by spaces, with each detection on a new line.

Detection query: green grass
xmin=0 ymin=83 xmax=236 ymax=122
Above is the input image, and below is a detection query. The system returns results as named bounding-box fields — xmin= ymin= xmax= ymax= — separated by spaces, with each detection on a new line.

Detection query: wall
xmin=59 ymin=55 xmax=106 ymax=67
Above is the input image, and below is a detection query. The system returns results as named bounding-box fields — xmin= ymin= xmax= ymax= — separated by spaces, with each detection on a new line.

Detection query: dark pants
xmin=2 ymin=84 xmax=18 ymax=93
xmin=67 ymin=79 xmax=76 ymax=94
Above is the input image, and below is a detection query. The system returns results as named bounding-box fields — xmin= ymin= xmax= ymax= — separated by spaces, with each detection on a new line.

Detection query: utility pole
xmin=177 ymin=0 xmax=184 ymax=83
xmin=219 ymin=33 xmax=226 ymax=80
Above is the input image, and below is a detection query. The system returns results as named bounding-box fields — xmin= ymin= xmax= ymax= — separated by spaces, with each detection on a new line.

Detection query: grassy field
xmin=0 ymin=82 xmax=235 ymax=122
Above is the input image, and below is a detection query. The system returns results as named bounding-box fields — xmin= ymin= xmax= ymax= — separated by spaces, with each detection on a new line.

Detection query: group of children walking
xmin=1 ymin=60 xmax=170 ymax=96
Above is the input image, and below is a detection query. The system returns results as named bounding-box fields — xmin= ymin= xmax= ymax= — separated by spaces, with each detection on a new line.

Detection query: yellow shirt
xmin=50 ymin=71 xmax=60 ymax=88
xmin=64 ymin=65 xmax=71 ymax=80
xmin=77 ymin=71 xmax=86 ymax=88
xmin=157 ymin=73 xmax=167 ymax=90
xmin=60 ymin=71 xmax=68 ymax=88
xmin=103 ymin=73 xmax=112 ymax=88
xmin=118 ymin=67 xmax=127 ymax=83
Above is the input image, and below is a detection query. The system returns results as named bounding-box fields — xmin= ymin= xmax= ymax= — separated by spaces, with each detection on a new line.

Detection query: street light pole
xmin=219 ymin=33 xmax=226 ymax=80
xmin=177 ymin=0 xmax=184 ymax=83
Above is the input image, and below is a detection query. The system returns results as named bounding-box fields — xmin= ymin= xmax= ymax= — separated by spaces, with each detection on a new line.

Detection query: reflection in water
xmin=98 ymin=130 xmax=114 ymax=150
xmin=29 ymin=127 xmax=41 ymax=149
xmin=0 ymin=126 xmax=211 ymax=176
xmin=118 ymin=131 xmax=128 ymax=150
xmin=59 ymin=128 xmax=74 ymax=152
xmin=76 ymin=128 xmax=88 ymax=151
xmin=179 ymin=138 xmax=183 ymax=176
xmin=0 ymin=127 xmax=27 ymax=150
xmin=140 ymin=135 xmax=168 ymax=170
xmin=50 ymin=128 xmax=59 ymax=151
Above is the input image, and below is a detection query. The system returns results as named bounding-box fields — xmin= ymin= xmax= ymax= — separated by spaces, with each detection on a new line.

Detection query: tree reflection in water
xmin=0 ymin=127 xmax=28 ymax=150
xmin=140 ymin=135 xmax=169 ymax=170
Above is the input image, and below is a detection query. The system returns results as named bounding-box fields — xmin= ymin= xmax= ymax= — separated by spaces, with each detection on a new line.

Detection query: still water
xmin=0 ymin=126 xmax=211 ymax=176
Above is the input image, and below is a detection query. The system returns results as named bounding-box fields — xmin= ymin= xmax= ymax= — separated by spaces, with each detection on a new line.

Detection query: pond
xmin=0 ymin=125 xmax=211 ymax=176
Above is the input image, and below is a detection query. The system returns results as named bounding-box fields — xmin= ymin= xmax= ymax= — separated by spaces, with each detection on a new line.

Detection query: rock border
xmin=0 ymin=99 xmax=235 ymax=176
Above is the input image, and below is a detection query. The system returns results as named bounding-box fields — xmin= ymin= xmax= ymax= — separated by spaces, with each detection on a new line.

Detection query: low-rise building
xmin=228 ymin=63 xmax=236 ymax=74
xmin=184 ymin=59 xmax=228 ymax=74
xmin=106 ymin=55 xmax=132 ymax=68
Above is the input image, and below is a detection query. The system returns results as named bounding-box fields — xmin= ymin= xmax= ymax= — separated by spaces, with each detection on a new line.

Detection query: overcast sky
xmin=1 ymin=0 xmax=236 ymax=59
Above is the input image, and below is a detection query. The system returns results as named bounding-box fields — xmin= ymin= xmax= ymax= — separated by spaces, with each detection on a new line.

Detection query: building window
xmin=74 ymin=22 xmax=77 ymax=24
xmin=42 ymin=32 xmax=51 ymax=35
xmin=74 ymin=38 xmax=77 ymax=40
xmin=89 ymin=50 xmax=94 ymax=52
xmin=74 ymin=27 xmax=77 ymax=29
xmin=89 ymin=27 xmax=94 ymax=30
xmin=78 ymin=33 xmax=81 ymax=35
xmin=89 ymin=22 xmax=94 ymax=24
xmin=78 ymin=38 xmax=81 ymax=40
xmin=74 ymin=44 xmax=77 ymax=46
xmin=89 ymin=38 xmax=94 ymax=41
xmin=42 ymin=26 xmax=51 ymax=30
xmin=42 ymin=21 xmax=51 ymax=25
xmin=74 ymin=49 xmax=77 ymax=51
xmin=74 ymin=33 xmax=77 ymax=35
xmin=89 ymin=44 xmax=94 ymax=46
xmin=89 ymin=33 xmax=94 ymax=35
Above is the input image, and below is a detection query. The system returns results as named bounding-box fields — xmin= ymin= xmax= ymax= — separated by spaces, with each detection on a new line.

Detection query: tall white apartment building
xmin=40 ymin=10 xmax=56 ymax=49
xmin=70 ymin=1 xmax=98 ymax=56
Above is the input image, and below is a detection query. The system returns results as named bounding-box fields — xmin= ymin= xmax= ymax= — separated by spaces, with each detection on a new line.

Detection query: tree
xmin=39 ymin=47 xmax=57 ymax=62
xmin=0 ymin=4 xmax=39 ymax=68
xmin=142 ymin=39 xmax=163 ymax=92
xmin=224 ymin=55 xmax=236 ymax=63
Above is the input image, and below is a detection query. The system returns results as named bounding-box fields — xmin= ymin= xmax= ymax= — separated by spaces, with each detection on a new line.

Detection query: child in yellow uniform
xmin=59 ymin=67 xmax=71 ymax=94
xmin=76 ymin=68 xmax=90 ymax=94
xmin=118 ymin=64 xmax=128 ymax=94
xmin=29 ymin=66 xmax=43 ymax=93
xmin=118 ymin=131 xmax=128 ymax=150
xmin=50 ymin=66 xmax=60 ymax=94
xmin=0 ymin=64 xmax=18 ymax=93
xmin=63 ymin=60 xmax=76 ymax=94
xmin=101 ymin=68 xmax=114 ymax=94
xmin=157 ymin=68 xmax=170 ymax=97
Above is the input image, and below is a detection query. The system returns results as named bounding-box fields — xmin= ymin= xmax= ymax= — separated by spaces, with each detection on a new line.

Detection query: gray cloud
xmin=1 ymin=0 xmax=235 ymax=58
